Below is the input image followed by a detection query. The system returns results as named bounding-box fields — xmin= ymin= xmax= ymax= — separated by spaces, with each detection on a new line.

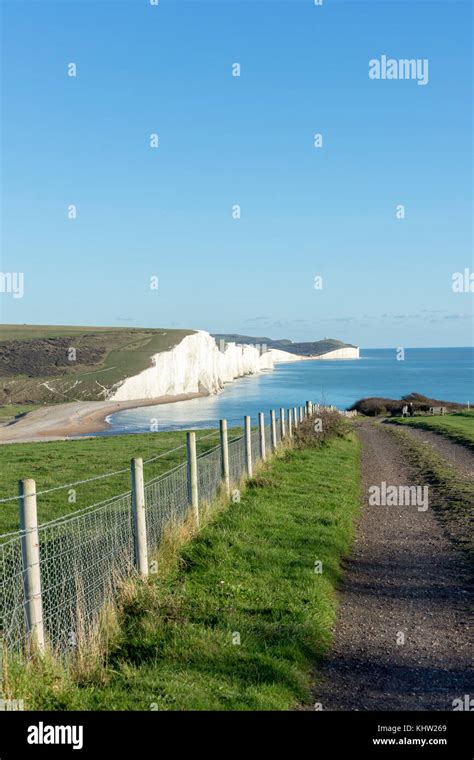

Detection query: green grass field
xmin=0 ymin=429 xmax=242 ymax=536
xmin=391 ymin=410 xmax=474 ymax=449
xmin=7 ymin=433 xmax=360 ymax=710
xmin=0 ymin=325 xmax=137 ymax=341
xmin=0 ymin=404 xmax=41 ymax=422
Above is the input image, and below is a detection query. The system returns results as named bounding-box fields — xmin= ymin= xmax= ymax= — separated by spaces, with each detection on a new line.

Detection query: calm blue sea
xmin=102 ymin=348 xmax=474 ymax=434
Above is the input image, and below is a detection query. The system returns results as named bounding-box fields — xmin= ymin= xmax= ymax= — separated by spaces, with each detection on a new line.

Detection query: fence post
xmin=258 ymin=412 xmax=266 ymax=461
xmin=292 ymin=407 xmax=297 ymax=429
xmin=287 ymin=408 xmax=293 ymax=438
xmin=270 ymin=409 xmax=277 ymax=450
xmin=299 ymin=406 xmax=303 ymax=423
xmin=305 ymin=400 xmax=311 ymax=417
xmin=186 ymin=432 xmax=199 ymax=528
xmin=220 ymin=419 xmax=230 ymax=497
xmin=244 ymin=415 xmax=253 ymax=476
xmin=280 ymin=407 xmax=286 ymax=439
xmin=19 ymin=479 xmax=45 ymax=654
xmin=131 ymin=457 xmax=149 ymax=577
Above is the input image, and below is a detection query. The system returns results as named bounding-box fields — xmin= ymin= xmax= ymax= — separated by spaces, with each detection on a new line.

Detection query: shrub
xmin=293 ymin=409 xmax=349 ymax=448
xmin=347 ymin=397 xmax=400 ymax=416
xmin=348 ymin=393 xmax=465 ymax=417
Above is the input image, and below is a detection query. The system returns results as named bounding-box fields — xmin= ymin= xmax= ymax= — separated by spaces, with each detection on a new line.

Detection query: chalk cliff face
xmin=314 ymin=346 xmax=359 ymax=360
xmin=110 ymin=331 xmax=300 ymax=401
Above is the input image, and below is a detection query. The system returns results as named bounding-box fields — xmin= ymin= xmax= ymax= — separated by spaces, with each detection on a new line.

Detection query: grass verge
xmin=5 ymin=433 xmax=360 ymax=710
xmin=390 ymin=411 xmax=474 ymax=450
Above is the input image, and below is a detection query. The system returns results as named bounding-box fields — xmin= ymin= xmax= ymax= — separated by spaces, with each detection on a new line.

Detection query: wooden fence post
xmin=19 ymin=479 xmax=45 ymax=654
xmin=220 ymin=419 xmax=230 ymax=497
xmin=244 ymin=416 xmax=253 ymax=476
xmin=280 ymin=407 xmax=286 ymax=439
xmin=287 ymin=408 xmax=293 ymax=438
xmin=186 ymin=432 xmax=199 ymax=528
xmin=131 ymin=457 xmax=149 ymax=577
xmin=258 ymin=412 xmax=266 ymax=461
xmin=270 ymin=409 xmax=277 ymax=451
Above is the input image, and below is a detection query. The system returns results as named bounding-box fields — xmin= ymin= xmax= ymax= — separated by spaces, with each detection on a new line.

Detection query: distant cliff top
xmin=0 ymin=324 xmax=195 ymax=404
xmin=212 ymin=334 xmax=357 ymax=357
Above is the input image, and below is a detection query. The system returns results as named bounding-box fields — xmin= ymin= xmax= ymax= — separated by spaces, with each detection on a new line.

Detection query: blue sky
xmin=1 ymin=0 xmax=472 ymax=347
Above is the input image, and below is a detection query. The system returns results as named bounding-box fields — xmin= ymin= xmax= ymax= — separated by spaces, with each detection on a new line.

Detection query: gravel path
xmin=390 ymin=423 xmax=474 ymax=479
xmin=311 ymin=420 xmax=473 ymax=711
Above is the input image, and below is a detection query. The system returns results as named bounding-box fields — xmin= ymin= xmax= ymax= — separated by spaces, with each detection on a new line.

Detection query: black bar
xmin=0 ymin=710 xmax=472 ymax=758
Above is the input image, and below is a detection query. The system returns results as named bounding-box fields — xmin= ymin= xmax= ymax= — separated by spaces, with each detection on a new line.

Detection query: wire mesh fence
xmin=39 ymin=493 xmax=135 ymax=655
xmin=0 ymin=534 xmax=26 ymax=653
xmin=228 ymin=435 xmax=246 ymax=485
xmin=251 ymin=429 xmax=260 ymax=467
xmin=144 ymin=464 xmax=188 ymax=552
xmin=265 ymin=423 xmax=272 ymax=456
xmin=0 ymin=408 xmax=300 ymax=659
xmin=275 ymin=420 xmax=282 ymax=445
xmin=197 ymin=445 xmax=222 ymax=504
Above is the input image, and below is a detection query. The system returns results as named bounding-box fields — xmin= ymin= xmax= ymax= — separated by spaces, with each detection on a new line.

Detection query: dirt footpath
xmin=311 ymin=421 xmax=473 ymax=710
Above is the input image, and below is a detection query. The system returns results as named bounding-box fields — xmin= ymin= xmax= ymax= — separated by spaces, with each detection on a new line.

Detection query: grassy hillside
xmin=7 ymin=434 xmax=361 ymax=710
xmin=0 ymin=324 xmax=194 ymax=405
xmin=213 ymin=334 xmax=357 ymax=357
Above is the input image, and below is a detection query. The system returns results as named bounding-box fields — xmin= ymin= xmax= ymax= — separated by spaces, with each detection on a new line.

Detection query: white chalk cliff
xmin=110 ymin=331 xmax=301 ymax=401
xmin=314 ymin=346 xmax=359 ymax=360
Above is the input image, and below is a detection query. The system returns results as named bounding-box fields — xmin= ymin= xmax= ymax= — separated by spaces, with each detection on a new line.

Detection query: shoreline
xmin=0 ymin=354 xmax=361 ymax=445
xmin=0 ymin=392 xmax=207 ymax=445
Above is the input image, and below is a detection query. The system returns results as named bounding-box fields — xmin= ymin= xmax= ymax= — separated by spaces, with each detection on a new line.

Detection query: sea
xmin=100 ymin=347 xmax=474 ymax=434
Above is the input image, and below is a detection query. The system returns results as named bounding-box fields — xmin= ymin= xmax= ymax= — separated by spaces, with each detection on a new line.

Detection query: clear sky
xmin=1 ymin=0 xmax=472 ymax=347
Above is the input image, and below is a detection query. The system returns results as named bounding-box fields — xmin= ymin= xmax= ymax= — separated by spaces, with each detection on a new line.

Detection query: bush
xmin=348 ymin=393 xmax=465 ymax=417
xmin=293 ymin=409 xmax=349 ymax=448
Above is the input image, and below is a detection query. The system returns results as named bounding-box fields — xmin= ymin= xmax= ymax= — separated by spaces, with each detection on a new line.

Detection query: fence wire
xmin=197 ymin=445 xmax=222 ymax=504
xmin=144 ymin=463 xmax=188 ymax=552
xmin=275 ymin=418 xmax=282 ymax=445
xmin=0 ymin=409 xmax=309 ymax=658
xmin=251 ymin=429 xmax=260 ymax=468
xmin=228 ymin=435 xmax=246 ymax=484
xmin=0 ymin=534 xmax=26 ymax=652
xmin=265 ymin=423 xmax=272 ymax=456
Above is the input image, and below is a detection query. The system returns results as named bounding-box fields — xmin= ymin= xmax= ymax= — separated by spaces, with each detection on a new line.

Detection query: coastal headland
xmin=0 ymin=325 xmax=359 ymax=442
